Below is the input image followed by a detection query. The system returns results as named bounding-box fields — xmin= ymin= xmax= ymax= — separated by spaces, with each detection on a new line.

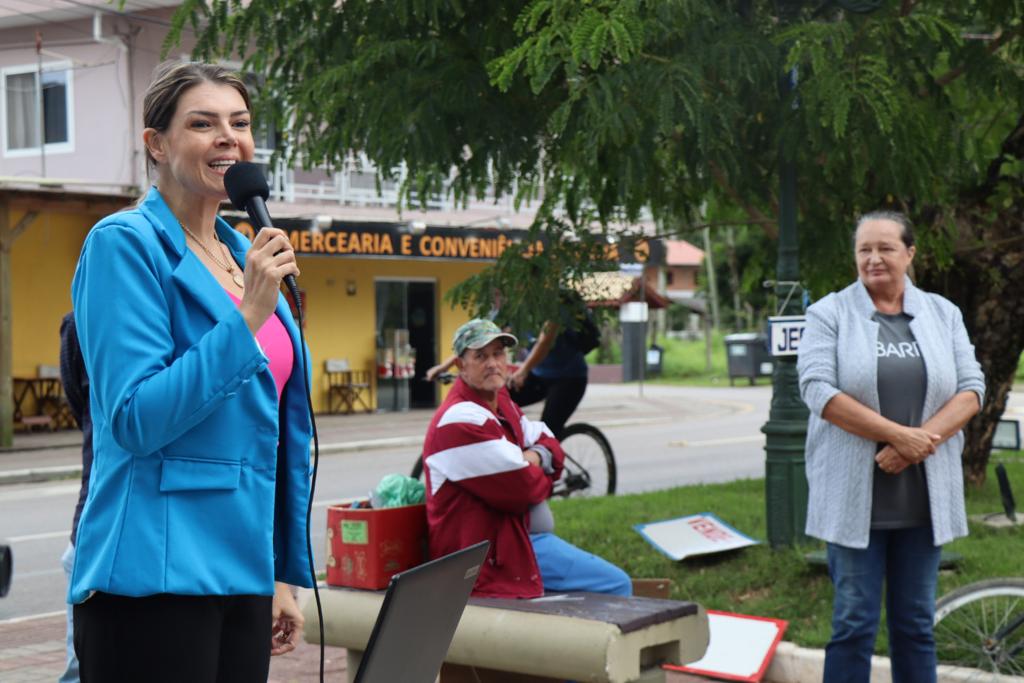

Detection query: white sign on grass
xmin=634 ymin=512 xmax=758 ymax=561
xmin=666 ymin=611 xmax=788 ymax=682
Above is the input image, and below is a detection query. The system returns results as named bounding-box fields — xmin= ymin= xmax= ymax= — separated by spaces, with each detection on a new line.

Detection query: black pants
xmin=509 ymin=373 xmax=587 ymax=439
xmin=73 ymin=592 xmax=272 ymax=683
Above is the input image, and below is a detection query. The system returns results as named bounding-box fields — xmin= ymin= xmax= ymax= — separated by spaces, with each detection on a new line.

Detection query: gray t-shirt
xmin=871 ymin=312 xmax=931 ymax=529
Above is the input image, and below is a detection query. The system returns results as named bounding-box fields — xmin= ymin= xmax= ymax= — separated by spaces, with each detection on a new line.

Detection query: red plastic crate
xmin=325 ymin=501 xmax=427 ymax=590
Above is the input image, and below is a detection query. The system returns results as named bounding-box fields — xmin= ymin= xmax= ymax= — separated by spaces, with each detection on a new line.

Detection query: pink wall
xmin=644 ymin=265 xmax=698 ymax=293
xmin=0 ymin=8 xmax=194 ymax=188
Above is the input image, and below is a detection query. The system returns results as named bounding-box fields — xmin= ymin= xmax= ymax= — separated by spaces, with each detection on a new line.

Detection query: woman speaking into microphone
xmin=69 ymin=60 xmax=312 ymax=682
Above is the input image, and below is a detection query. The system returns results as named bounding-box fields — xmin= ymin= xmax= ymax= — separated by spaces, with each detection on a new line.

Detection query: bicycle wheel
xmin=552 ymin=423 xmax=616 ymax=497
xmin=934 ymin=578 xmax=1024 ymax=678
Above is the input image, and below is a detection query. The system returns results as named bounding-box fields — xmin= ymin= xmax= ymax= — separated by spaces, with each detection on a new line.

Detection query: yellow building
xmin=1 ymin=186 xmax=522 ymax=442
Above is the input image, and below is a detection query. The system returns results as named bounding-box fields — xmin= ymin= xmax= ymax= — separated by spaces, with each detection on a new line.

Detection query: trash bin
xmin=723 ymin=333 xmax=774 ymax=386
xmin=646 ymin=344 xmax=664 ymax=377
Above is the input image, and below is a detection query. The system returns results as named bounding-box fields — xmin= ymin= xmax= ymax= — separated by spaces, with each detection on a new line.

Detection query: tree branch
xmin=709 ymin=162 xmax=778 ymax=239
xmin=639 ymin=52 xmax=671 ymax=64
xmin=968 ymin=110 xmax=1024 ymax=204
xmin=933 ymin=27 xmax=1022 ymax=89
xmin=899 ymin=0 xmax=915 ymax=17
xmin=642 ymin=219 xmax=778 ymax=243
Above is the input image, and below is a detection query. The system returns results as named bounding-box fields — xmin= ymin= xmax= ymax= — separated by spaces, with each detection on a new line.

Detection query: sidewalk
xmin=0 ymin=407 xmax=439 ymax=483
xmin=0 ymin=383 xmax=696 ymax=484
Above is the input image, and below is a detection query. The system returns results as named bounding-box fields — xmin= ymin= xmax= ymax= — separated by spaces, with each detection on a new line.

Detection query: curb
xmin=0 ymin=465 xmax=82 ymax=485
xmin=319 ymin=436 xmax=423 ymax=455
xmin=765 ymin=641 xmax=1024 ymax=683
xmin=0 ymin=435 xmax=424 ymax=486
xmin=0 ymin=441 xmax=80 ymax=454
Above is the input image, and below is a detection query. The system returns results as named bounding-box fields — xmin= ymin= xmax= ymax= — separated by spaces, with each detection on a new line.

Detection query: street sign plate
xmin=768 ymin=315 xmax=806 ymax=357
xmin=993 ymin=418 xmax=1021 ymax=451
xmin=620 ymin=301 xmax=649 ymax=323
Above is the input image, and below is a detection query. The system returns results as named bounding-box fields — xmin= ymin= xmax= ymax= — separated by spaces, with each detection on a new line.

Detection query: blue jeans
xmin=530 ymin=532 xmax=632 ymax=596
xmin=59 ymin=542 xmax=79 ymax=683
xmin=824 ymin=526 xmax=942 ymax=683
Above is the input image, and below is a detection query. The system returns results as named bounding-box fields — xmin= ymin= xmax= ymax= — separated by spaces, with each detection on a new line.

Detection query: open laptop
xmin=352 ymin=540 xmax=489 ymax=683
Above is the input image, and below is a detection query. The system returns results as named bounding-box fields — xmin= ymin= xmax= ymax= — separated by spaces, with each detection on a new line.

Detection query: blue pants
xmin=60 ymin=542 xmax=79 ymax=683
xmin=824 ymin=526 xmax=942 ymax=683
xmin=530 ymin=532 xmax=632 ymax=596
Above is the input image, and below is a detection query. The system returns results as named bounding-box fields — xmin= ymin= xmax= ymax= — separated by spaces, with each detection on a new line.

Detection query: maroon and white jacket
xmin=423 ymin=377 xmax=565 ymax=598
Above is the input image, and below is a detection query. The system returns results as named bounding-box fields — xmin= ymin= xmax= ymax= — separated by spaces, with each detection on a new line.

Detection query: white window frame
xmin=1 ymin=60 xmax=75 ymax=158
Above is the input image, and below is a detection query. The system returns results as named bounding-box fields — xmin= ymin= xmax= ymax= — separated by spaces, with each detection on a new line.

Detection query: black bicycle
xmin=932 ymin=463 xmax=1023 ymax=677
xmin=934 ymin=578 xmax=1024 ymax=677
xmin=409 ymin=375 xmax=616 ymax=497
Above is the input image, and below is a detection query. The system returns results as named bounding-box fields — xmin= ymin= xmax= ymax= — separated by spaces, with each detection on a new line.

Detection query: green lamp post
xmin=761 ymin=88 xmax=810 ymax=548
xmin=761 ymin=0 xmax=882 ymax=547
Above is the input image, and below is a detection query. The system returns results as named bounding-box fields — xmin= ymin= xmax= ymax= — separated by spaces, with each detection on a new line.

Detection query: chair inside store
xmin=324 ymin=358 xmax=373 ymax=414
xmin=12 ymin=365 xmax=75 ymax=431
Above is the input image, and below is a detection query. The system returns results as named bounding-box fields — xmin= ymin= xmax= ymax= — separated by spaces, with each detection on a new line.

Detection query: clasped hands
xmin=876 ymin=427 xmax=942 ymax=474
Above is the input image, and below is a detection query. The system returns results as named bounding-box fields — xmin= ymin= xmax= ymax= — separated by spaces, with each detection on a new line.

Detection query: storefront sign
xmin=227 ymin=217 xmax=542 ymax=261
xmin=224 ymin=216 xmax=664 ymax=264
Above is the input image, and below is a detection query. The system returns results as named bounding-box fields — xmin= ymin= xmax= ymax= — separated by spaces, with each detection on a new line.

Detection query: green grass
xmin=656 ymin=334 xmax=730 ymax=384
xmin=590 ymin=332 xmax=774 ymax=386
xmin=551 ymin=455 xmax=1024 ymax=652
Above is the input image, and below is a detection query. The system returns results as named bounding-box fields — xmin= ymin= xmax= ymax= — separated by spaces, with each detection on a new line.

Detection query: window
xmin=2 ymin=62 xmax=73 ymax=157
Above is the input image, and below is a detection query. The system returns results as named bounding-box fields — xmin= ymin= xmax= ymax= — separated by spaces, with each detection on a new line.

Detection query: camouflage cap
xmin=453 ymin=319 xmax=518 ymax=355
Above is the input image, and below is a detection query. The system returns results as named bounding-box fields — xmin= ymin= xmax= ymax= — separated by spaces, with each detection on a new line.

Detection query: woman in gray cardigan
xmin=797 ymin=211 xmax=984 ymax=683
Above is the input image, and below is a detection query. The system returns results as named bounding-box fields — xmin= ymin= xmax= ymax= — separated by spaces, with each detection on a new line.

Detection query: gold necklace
xmin=180 ymin=222 xmax=244 ymax=288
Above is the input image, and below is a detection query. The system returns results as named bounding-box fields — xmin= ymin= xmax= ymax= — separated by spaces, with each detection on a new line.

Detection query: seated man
xmin=423 ymin=318 xmax=631 ymax=599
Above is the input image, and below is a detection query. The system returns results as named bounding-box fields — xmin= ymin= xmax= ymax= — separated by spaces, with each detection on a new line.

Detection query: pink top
xmin=226 ymin=292 xmax=293 ymax=401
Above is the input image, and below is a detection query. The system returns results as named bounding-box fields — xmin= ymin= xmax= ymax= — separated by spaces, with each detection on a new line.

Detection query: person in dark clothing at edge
xmin=58 ymin=312 xmax=91 ymax=683
xmin=505 ymin=316 xmax=589 ymax=440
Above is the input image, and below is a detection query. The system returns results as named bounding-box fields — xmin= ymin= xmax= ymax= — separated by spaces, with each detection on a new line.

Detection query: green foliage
xmin=442 ymin=213 xmax=620 ymax=335
xmin=175 ymin=1 xmax=1023 ymax=296
xmin=176 ymin=1 xmax=1024 ymax=458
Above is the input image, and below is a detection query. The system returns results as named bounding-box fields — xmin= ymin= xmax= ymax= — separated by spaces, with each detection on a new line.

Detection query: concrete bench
xmin=304 ymin=587 xmax=709 ymax=683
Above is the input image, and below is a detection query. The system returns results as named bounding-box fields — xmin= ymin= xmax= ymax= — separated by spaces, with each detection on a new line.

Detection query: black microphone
xmin=223 ymin=162 xmax=301 ymax=309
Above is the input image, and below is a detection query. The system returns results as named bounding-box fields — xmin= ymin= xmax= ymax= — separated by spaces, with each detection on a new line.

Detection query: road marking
xmin=696 ymin=398 xmax=756 ymax=414
xmin=8 ymin=567 xmax=64 ymax=579
xmin=0 ymin=610 xmax=65 ymax=625
xmin=668 ymin=435 xmax=765 ymax=448
xmin=0 ymin=483 xmax=80 ymax=501
xmin=7 ymin=530 xmax=70 ymax=543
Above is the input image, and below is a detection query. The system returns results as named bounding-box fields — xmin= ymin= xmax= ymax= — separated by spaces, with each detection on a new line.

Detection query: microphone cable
xmin=222 ymin=162 xmax=324 ymax=680
xmin=288 ymin=284 xmax=325 ymax=683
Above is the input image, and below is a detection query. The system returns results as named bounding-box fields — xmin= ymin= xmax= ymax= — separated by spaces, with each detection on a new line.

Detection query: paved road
xmin=1 ymin=383 xmax=773 ymax=621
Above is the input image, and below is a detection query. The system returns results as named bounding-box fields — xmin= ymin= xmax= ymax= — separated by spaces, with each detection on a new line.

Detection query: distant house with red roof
xmin=646 ymin=239 xmax=704 ymax=302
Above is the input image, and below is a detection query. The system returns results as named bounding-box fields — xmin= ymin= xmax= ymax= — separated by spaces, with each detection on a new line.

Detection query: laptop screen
xmin=353 ymin=540 xmax=489 ymax=683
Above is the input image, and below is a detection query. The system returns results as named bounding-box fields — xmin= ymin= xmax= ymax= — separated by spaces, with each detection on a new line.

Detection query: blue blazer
xmin=68 ymin=187 xmax=313 ymax=604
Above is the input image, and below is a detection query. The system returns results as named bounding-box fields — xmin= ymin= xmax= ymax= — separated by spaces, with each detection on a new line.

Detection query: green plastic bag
xmin=372 ymin=473 xmax=425 ymax=508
